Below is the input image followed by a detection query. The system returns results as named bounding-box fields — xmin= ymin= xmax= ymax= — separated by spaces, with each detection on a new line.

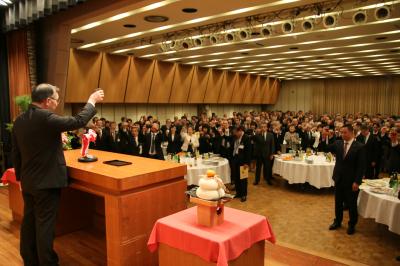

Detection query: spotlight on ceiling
xmin=224 ymin=32 xmax=236 ymax=42
xmin=209 ymin=34 xmax=222 ymax=45
xmin=353 ymin=10 xmax=367 ymax=24
xmin=282 ymin=21 xmax=294 ymax=34
xmin=323 ymin=14 xmax=337 ymax=28
xmin=375 ymin=6 xmax=390 ymax=20
xmin=237 ymin=29 xmax=252 ymax=41
xmin=193 ymin=37 xmax=204 ymax=47
xmin=160 ymin=42 xmax=170 ymax=52
xmin=169 ymin=40 xmax=180 ymax=50
xmin=181 ymin=39 xmax=193 ymax=49
xmin=301 ymin=19 xmax=314 ymax=32
xmin=260 ymin=25 xmax=273 ymax=37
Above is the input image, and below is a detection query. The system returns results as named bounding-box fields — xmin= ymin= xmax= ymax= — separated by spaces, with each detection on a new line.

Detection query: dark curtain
xmin=0 ymin=11 xmax=12 ymax=171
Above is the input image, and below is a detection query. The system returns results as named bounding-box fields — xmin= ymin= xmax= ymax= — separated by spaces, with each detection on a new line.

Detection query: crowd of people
xmin=67 ymin=110 xmax=400 ymax=203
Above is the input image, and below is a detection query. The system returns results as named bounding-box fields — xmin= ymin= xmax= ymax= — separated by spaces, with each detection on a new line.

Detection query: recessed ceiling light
xmin=182 ymin=8 xmax=198 ymax=13
xmin=144 ymin=15 xmax=169 ymax=23
xmin=123 ymin=24 xmax=136 ymax=28
xmin=127 ymin=52 xmax=134 ymax=55
xmin=241 ymin=52 xmax=249 ymax=55
xmin=375 ymin=36 xmax=387 ymax=40
xmin=289 ymin=47 xmax=299 ymax=50
xmin=390 ymin=49 xmax=399 ymax=53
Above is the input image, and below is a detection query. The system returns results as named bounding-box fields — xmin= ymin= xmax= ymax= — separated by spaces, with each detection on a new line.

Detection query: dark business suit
xmin=253 ymin=132 xmax=275 ymax=184
xmin=361 ymin=134 xmax=380 ymax=179
xmin=102 ymin=129 xmax=118 ymax=152
xmin=142 ymin=132 xmax=164 ymax=160
xmin=166 ymin=133 xmax=181 ymax=154
xmin=273 ymin=132 xmax=284 ymax=153
xmin=127 ymin=135 xmax=142 ymax=156
xmin=328 ymin=140 xmax=365 ymax=227
xmin=12 ymin=103 xmax=96 ymax=265
xmin=116 ymin=129 xmax=130 ymax=154
xmin=230 ymin=134 xmax=251 ymax=197
xmin=300 ymin=130 xmax=314 ymax=150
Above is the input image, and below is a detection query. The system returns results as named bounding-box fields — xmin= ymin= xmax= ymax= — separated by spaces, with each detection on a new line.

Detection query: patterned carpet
xmin=223 ymin=173 xmax=400 ymax=266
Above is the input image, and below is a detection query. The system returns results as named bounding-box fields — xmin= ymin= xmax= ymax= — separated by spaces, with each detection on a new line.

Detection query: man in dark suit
xmin=360 ymin=125 xmax=380 ymax=179
xmin=253 ymin=122 xmax=275 ymax=185
xmin=230 ymin=126 xmax=251 ymax=202
xmin=12 ymin=84 xmax=103 ymax=265
xmin=127 ymin=126 xmax=142 ymax=156
xmin=102 ymin=121 xmax=119 ymax=152
xmin=143 ymin=123 xmax=164 ymax=160
xmin=328 ymin=124 xmax=365 ymax=235
xmin=300 ymin=124 xmax=314 ymax=151
xmin=117 ymin=121 xmax=131 ymax=154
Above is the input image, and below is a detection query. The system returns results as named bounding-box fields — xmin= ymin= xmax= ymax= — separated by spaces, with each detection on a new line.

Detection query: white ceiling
xmin=71 ymin=0 xmax=400 ymax=80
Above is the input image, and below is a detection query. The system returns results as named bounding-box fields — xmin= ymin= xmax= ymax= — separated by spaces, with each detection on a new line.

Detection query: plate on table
xmin=369 ymin=187 xmax=392 ymax=195
xmin=365 ymin=180 xmax=387 ymax=188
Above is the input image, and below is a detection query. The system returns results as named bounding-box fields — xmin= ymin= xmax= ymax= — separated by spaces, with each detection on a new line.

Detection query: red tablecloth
xmin=1 ymin=168 xmax=18 ymax=185
xmin=147 ymin=206 xmax=275 ymax=266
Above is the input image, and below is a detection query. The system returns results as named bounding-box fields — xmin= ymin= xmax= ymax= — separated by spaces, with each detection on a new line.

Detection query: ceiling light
xmin=181 ymin=39 xmax=193 ymax=49
xmin=123 ymin=24 xmax=136 ymax=28
xmin=209 ymin=34 xmax=222 ymax=45
xmin=302 ymin=19 xmax=314 ymax=32
xmin=238 ymin=29 xmax=252 ymax=41
xmin=260 ymin=25 xmax=273 ymax=37
xmin=353 ymin=10 xmax=367 ymax=24
xmin=375 ymin=6 xmax=391 ymax=20
xmin=323 ymin=14 xmax=338 ymax=28
xmin=282 ymin=21 xmax=294 ymax=34
xmin=193 ymin=37 xmax=205 ymax=47
xmin=144 ymin=15 xmax=169 ymax=23
xmin=224 ymin=32 xmax=236 ymax=42
xmin=182 ymin=8 xmax=198 ymax=13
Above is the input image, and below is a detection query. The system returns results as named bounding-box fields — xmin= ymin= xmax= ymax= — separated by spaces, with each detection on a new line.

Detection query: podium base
xmin=78 ymin=156 xmax=98 ymax=162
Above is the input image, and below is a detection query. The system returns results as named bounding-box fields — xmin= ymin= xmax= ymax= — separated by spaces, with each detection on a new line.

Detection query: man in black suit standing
xmin=253 ymin=122 xmax=275 ymax=185
xmin=231 ymin=126 xmax=251 ymax=202
xmin=328 ymin=124 xmax=365 ymax=235
xmin=166 ymin=125 xmax=181 ymax=154
xmin=143 ymin=122 xmax=164 ymax=160
xmin=12 ymin=84 xmax=104 ymax=265
xmin=360 ymin=125 xmax=380 ymax=179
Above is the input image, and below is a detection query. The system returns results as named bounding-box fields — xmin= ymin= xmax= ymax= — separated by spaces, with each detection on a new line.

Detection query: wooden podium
xmin=8 ymin=150 xmax=187 ymax=266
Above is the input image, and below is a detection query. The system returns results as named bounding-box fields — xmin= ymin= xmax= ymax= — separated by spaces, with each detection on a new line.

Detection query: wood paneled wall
xmin=65 ymin=49 xmax=280 ymax=104
xmin=269 ymin=76 xmax=400 ymax=114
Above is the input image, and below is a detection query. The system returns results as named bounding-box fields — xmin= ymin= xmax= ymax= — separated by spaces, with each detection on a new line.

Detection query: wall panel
xmin=231 ymin=73 xmax=249 ymax=104
xmin=242 ymin=75 xmax=259 ymax=104
xmin=203 ymin=69 xmax=224 ymax=103
xmin=218 ymin=71 xmax=238 ymax=103
xmin=65 ymin=49 xmax=102 ymax=102
xmin=125 ymin=58 xmax=155 ymax=103
xmin=169 ymin=64 xmax=194 ymax=103
xmin=148 ymin=61 xmax=176 ymax=103
xmin=188 ymin=67 xmax=210 ymax=103
xmin=98 ymin=53 xmax=130 ymax=103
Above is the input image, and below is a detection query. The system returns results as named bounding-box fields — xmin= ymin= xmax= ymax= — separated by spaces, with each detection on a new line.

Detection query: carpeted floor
xmin=224 ymin=172 xmax=400 ymax=266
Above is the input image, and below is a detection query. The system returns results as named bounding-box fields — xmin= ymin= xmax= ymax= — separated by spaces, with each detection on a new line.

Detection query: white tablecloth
xmin=358 ymin=185 xmax=400 ymax=235
xmin=179 ymin=157 xmax=231 ymax=186
xmin=272 ymin=154 xmax=335 ymax=189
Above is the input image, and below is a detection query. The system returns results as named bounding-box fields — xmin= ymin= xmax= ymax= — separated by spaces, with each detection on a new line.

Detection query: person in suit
xmin=12 ymin=84 xmax=103 ymax=265
xmin=198 ymin=127 xmax=212 ymax=154
xmin=143 ymin=123 xmax=164 ymax=160
xmin=284 ymin=125 xmax=300 ymax=152
xmin=272 ymin=125 xmax=284 ymax=154
xmin=219 ymin=120 xmax=233 ymax=160
xmin=300 ymin=124 xmax=315 ymax=151
xmin=116 ymin=121 xmax=130 ymax=154
xmin=388 ymin=127 xmax=400 ymax=173
xmin=166 ymin=125 xmax=181 ymax=154
xmin=230 ymin=126 xmax=251 ymax=202
xmin=253 ymin=122 xmax=275 ymax=185
xmin=127 ymin=126 xmax=142 ymax=156
xmin=360 ymin=125 xmax=380 ymax=179
xmin=328 ymin=124 xmax=365 ymax=235
xmin=102 ymin=121 xmax=119 ymax=152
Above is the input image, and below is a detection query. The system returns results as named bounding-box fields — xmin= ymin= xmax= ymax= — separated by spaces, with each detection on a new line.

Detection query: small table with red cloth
xmin=147 ymin=206 xmax=275 ymax=266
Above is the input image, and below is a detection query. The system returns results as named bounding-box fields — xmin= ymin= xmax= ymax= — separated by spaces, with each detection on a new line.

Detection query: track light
xmin=323 ymin=15 xmax=337 ymax=28
xmin=169 ymin=40 xmax=180 ymax=50
xmin=301 ymin=19 xmax=314 ymax=32
xmin=260 ymin=25 xmax=273 ymax=37
xmin=353 ymin=10 xmax=367 ymax=24
xmin=209 ymin=34 xmax=222 ymax=45
xmin=224 ymin=32 xmax=236 ymax=42
xmin=282 ymin=21 xmax=294 ymax=34
xmin=193 ymin=37 xmax=204 ymax=47
xmin=181 ymin=39 xmax=193 ymax=49
xmin=237 ymin=29 xmax=251 ymax=40
xmin=375 ymin=6 xmax=390 ymax=20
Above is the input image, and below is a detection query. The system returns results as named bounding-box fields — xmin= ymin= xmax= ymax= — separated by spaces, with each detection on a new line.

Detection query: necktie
xmin=343 ymin=142 xmax=348 ymax=158
xmin=233 ymin=139 xmax=240 ymax=156
xmin=264 ymin=133 xmax=267 ymax=141
xmin=150 ymin=134 xmax=156 ymax=154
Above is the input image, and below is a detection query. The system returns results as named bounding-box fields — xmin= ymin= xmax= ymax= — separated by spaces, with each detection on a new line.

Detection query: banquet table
xmin=169 ymin=157 xmax=231 ymax=186
xmin=147 ymin=206 xmax=275 ymax=266
xmin=358 ymin=180 xmax=400 ymax=235
xmin=272 ymin=154 xmax=335 ymax=189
